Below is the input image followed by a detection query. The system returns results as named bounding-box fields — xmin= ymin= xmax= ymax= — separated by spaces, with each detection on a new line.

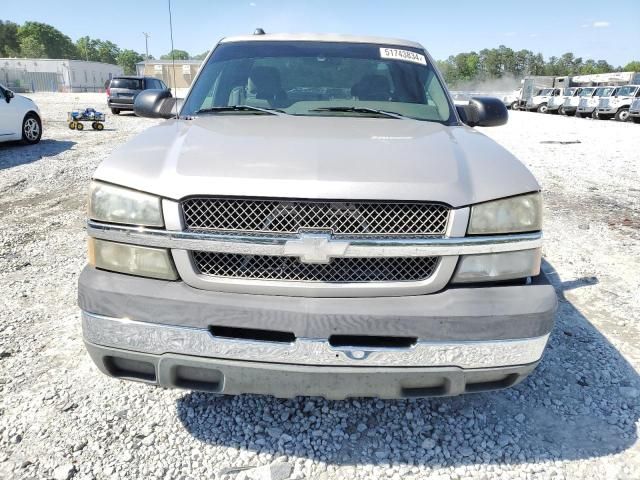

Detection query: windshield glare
xmin=182 ymin=41 xmax=453 ymax=123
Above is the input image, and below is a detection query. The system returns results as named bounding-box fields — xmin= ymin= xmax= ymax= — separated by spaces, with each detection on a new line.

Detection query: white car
xmin=0 ymin=84 xmax=42 ymax=145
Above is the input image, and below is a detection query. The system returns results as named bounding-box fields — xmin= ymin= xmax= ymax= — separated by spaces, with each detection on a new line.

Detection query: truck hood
xmin=94 ymin=115 xmax=539 ymax=208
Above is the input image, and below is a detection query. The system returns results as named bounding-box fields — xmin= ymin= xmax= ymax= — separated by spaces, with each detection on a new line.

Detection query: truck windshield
xmin=595 ymin=87 xmax=615 ymax=97
xmin=539 ymin=89 xmax=553 ymax=95
xmin=182 ymin=41 xmax=454 ymax=123
xmin=579 ymin=88 xmax=595 ymax=96
xmin=616 ymin=86 xmax=638 ymax=96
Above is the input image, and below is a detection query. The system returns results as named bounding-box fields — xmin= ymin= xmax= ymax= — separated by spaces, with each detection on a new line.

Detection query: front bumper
xmin=85 ymin=341 xmax=539 ymax=399
xmin=79 ymin=267 xmax=556 ymax=398
xmin=597 ymin=108 xmax=617 ymax=114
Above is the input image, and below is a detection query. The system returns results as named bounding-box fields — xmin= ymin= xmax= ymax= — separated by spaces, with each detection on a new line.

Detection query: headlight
xmin=452 ymin=248 xmax=541 ymax=283
xmin=89 ymin=181 xmax=163 ymax=227
xmin=468 ymin=193 xmax=542 ymax=235
xmin=88 ymin=238 xmax=178 ymax=280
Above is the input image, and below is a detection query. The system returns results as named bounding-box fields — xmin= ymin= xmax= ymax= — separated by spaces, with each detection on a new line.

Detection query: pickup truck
xmin=576 ymin=86 xmax=618 ymax=118
xmin=596 ymin=84 xmax=640 ymax=121
xmin=78 ymin=32 xmax=557 ymax=399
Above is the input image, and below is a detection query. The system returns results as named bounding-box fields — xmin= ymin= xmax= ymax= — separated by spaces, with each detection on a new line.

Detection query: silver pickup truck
xmin=78 ymin=33 xmax=556 ymax=399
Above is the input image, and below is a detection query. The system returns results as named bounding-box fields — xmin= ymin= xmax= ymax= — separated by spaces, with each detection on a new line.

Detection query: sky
xmin=3 ymin=0 xmax=639 ymax=66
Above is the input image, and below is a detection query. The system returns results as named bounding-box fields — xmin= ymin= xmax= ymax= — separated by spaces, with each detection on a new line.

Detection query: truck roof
xmin=219 ymin=32 xmax=424 ymax=50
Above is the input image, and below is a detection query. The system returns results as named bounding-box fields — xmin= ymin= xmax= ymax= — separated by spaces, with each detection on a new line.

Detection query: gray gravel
xmin=1 ymin=93 xmax=639 ymax=479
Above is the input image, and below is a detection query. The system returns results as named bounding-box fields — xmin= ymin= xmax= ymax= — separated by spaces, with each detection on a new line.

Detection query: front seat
xmin=351 ymin=74 xmax=392 ymax=101
xmin=248 ymin=66 xmax=288 ymax=108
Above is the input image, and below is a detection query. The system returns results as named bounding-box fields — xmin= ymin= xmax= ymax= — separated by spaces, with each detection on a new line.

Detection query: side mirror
xmin=134 ymin=89 xmax=177 ymax=119
xmin=5 ymin=89 xmax=14 ymax=103
xmin=456 ymin=96 xmax=508 ymax=127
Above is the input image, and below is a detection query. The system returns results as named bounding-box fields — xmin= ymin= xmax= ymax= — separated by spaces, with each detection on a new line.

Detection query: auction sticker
xmin=380 ymin=48 xmax=427 ymax=65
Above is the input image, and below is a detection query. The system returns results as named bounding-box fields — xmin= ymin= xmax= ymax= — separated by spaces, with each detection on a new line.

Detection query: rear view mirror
xmin=134 ymin=89 xmax=177 ymax=119
xmin=5 ymin=89 xmax=14 ymax=103
xmin=457 ymin=96 xmax=508 ymax=127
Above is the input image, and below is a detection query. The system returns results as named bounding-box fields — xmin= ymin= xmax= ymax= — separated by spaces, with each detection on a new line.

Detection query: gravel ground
xmin=1 ymin=93 xmax=639 ymax=480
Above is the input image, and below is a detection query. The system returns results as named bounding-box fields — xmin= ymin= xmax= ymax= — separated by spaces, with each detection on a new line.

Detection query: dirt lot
xmin=1 ymin=93 xmax=639 ymax=480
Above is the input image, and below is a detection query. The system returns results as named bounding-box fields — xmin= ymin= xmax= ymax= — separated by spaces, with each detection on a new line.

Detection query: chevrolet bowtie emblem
xmin=283 ymin=233 xmax=349 ymax=264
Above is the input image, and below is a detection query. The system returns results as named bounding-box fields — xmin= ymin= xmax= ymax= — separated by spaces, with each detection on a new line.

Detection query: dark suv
xmin=107 ymin=76 xmax=170 ymax=115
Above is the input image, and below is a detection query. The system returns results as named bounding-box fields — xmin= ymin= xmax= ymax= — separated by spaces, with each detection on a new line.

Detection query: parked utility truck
xmin=596 ymin=84 xmax=640 ymax=121
xmin=561 ymin=87 xmax=596 ymax=116
xmin=576 ymin=86 xmax=618 ymax=118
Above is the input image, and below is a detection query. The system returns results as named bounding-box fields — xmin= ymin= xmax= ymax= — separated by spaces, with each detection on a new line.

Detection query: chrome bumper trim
xmin=82 ymin=311 xmax=550 ymax=369
xmin=86 ymin=221 xmax=542 ymax=257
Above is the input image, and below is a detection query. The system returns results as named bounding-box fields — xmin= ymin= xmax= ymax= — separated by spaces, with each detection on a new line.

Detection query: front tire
xmin=22 ymin=113 xmax=42 ymax=145
xmin=631 ymin=117 xmax=640 ymax=124
xmin=537 ymin=103 xmax=548 ymax=113
xmin=510 ymin=101 xmax=519 ymax=111
xmin=598 ymin=113 xmax=612 ymax=120
xmin=111 ymin=108 xmax=120 ymax=115
xmin=76 ymin=122 xmax=84 ymax=131
xmin=615 ymin=108 xmax=630 ymax=122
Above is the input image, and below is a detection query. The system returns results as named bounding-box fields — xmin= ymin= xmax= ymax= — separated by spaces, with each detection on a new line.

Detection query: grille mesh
xmin=182 ymin=198 xmax=449 ymax=237
xmin=193 ymin=251 xmax=439 ymax=283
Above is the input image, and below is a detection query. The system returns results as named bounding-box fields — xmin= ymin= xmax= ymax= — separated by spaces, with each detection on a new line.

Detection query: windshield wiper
xmin=195 ymin=105 xmax=285 ymax=115
xmin=308 ymin=106 xmax=407 ymax=119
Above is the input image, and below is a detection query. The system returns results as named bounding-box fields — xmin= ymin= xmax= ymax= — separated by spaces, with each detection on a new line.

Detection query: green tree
xmin=0 ymin=20 xmax=20 ymax=56
xmin=19 ymin=36 xmax=46 ymax=58
xmin=595 ymin=60 xmax=614 ymax=73
xmin=161 ymin=49 xmax=190 ymax=60
xmin=623 ymin=61 xmax=640 ymax=72
xmin=117 ymin=49 xmax=143 ymax=75
xmin=192 ymin=51 xmax=209 ymax=60
xmin=96 ymin=40 xmax=120 ymax=64
xmin=18 ymin=21 xmax=77 ymax=58
xmin=76 ymin=36 xmax=100 ymax=61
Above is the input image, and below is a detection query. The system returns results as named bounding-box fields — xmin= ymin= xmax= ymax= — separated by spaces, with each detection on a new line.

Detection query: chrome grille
xmin=598 ymin=98 xmax=610 ymax=108
xmin=182 ymin=198 xmax=449 ymax=237
xmin=193 ymin=251 xmax=439 ymax=283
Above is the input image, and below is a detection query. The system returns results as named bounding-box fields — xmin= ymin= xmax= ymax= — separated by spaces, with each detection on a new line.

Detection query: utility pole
xmin=142 ymin=32 xmax=151 ymax=60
